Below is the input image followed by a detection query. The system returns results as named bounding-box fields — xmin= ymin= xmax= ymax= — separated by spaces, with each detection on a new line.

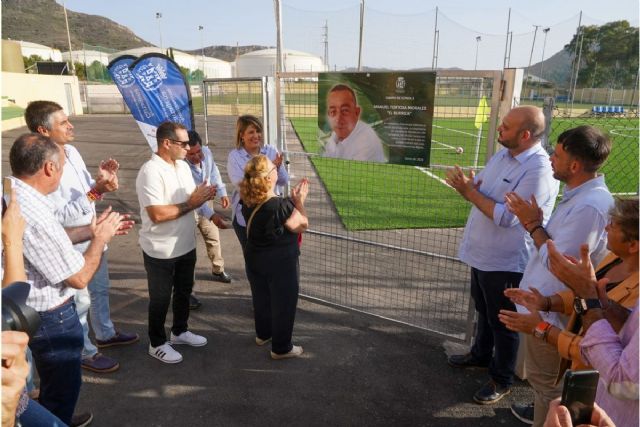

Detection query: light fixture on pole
xmin=156 ymin=12 xmax=163 ymax=51
xmin=474 ymin=36 xmax=481 ymax=70
xmin=198 ymin=25 xmax=205 ymax=73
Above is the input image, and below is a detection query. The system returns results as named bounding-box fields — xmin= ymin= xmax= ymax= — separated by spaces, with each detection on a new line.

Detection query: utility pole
xmin=62 ymin=0 xmax=75 ymax=75
xmin=569 ymin=11 xmax=583 ymax=111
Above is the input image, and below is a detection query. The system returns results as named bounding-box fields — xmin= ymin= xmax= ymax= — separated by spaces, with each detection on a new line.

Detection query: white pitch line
xmin=433 ymin=124 xmax=479 ymax=138
xmin=415 ymin=166 xmax=451 ymax=187
xmin=432 ymin=138 xmax=456 ymax=149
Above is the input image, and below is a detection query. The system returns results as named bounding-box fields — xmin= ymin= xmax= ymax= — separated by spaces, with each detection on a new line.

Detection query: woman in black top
xmin=239 ymin=155 xmax=309 ymax=359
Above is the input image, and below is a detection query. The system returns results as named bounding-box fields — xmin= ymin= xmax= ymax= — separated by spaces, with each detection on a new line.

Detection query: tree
xmin=74 ymin=61 xmax=86 ymax=80
xmin=190 ymin=68 xmax=204 ymax=83
xmin=22 ymin=54 xmax=44 ymax=72
xmin=565 ymin=20 xmax=639 ymax=88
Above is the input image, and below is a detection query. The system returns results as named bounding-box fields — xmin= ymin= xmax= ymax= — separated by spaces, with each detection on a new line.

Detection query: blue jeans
xmin=76 ymin=253 xmax=116 ymax=357
xmin=75 ymin=287 xmax=97 ymax=358
xmin=88 ymin=253 xmax=116 ymax=341
xmin=469 ymin=268 xmax=522 ymax=387
xmin=143 ymin=249 xmax=196 ymax=347
xmin=29 ymin=299 xmax=83 ymax=426
xmin=19 ymin=397 xmax=68 ymax=427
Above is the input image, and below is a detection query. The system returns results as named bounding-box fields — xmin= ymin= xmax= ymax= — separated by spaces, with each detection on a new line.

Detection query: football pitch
xmin=290 ymin=115 xmax=638 ymax=231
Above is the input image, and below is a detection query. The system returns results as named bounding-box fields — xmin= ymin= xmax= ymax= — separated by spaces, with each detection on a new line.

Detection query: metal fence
xmin=203 ymin=70 xmax=515 ymax=343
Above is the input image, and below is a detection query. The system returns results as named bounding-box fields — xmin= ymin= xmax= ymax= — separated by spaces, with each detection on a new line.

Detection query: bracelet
xmin=86 ymin=187 xmax=103 ymax=202
xmin=542 ymin=326 xmax=552 ymax=343
xmin=529 ymin=224 xmax=544 ymax=236
xmin=543 ymin=296 xmax=551 ymax=312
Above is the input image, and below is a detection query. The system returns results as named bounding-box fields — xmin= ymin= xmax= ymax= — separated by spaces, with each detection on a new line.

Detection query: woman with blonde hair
xmin=239 ymin=155 xmax=309 ymax=359
xmin=227 ymin=115 xmax=289 ymax=252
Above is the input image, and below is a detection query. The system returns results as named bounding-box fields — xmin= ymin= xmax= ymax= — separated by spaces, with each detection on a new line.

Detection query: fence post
xmin=542 ymin=96 xmax=555 ymax=151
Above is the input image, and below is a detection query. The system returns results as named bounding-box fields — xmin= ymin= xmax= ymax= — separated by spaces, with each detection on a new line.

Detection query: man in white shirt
xmin=322 ymin=84 xmax=386 ymax=162
xmin=136 ymin=121 xmax=217 ymax=364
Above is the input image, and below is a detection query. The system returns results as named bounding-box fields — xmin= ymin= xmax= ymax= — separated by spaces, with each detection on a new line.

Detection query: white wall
xmin=1 ymin=72 xmax=83 ymax=116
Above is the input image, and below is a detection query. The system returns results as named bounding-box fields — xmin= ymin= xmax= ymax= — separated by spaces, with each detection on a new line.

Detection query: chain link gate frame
xmin=203 ymin=70 xmax=514 ymax=344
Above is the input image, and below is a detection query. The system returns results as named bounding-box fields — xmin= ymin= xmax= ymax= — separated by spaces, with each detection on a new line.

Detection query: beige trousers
xmin=197 ymin=214 xmax=224 ymax=274
xmin=524 ymin=334 xmax=563 ymax=427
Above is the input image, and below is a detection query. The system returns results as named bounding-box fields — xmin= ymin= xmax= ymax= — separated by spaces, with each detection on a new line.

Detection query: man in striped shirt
xmin=8 ymin=133 xmax=122 ymax=425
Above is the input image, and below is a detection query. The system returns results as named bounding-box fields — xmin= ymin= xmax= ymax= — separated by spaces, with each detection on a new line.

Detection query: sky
xmin=57 ymin=0 xmax=639 ymax=71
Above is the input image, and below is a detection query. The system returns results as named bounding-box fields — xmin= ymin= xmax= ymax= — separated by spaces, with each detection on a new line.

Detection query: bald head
xmin=510 ymin=106 xmax=545 ymax=141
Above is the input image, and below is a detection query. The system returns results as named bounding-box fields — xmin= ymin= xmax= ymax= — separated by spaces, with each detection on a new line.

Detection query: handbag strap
xmin=246 ymin=196 xmax=274 ymax=238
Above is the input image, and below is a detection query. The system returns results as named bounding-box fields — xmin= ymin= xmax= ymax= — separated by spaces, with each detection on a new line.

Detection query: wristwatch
xmin=573 ymin=297 xmax=602 ymax=315
xmin=533 ymin=321 xmax=552 ymax=341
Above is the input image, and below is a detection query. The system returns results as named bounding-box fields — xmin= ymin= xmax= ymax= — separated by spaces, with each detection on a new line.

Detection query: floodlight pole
xmin=474 ymin=36 xmax=481 ymax=70
xmin=198 ymin=25 xmax=205 ymax=73
xmin=357 ymin=0 xmax=364 ymax=71
xmin=502 ymin=8 xmax=511 ymax=69
xmin=523 ymin=25 xmax=540 ymax=98
xmin=273 ymin=0 xmax=284 ymax=152
xmin=62 ymin=0 xmax=76 ymax=75
xmin=156 ymin=12 xmax=163 ymax=51
xmin=539 ymin=28 xmax=550 ymax=83
xmin=431 ymin=7 xmax=439 ymax=70
xmin=570 ymin=11 xmax=584 ymax=113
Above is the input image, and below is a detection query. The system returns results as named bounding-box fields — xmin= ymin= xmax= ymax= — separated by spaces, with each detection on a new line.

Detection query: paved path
xmin=2 ymin=115 xmax=532 ymax=426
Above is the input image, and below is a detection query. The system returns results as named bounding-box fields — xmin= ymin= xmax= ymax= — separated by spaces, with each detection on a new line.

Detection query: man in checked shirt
xmin=7 ymin=133 xmax=123 ymax=426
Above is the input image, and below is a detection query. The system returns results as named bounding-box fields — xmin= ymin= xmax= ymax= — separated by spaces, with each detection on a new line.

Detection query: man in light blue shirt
xmin=445 ymin=106 xmax=559 ymax=405
xmin=502 ymin=125 xmax=613 ymax=426
xmin=185 ymin=130 xmax=232 ymax=283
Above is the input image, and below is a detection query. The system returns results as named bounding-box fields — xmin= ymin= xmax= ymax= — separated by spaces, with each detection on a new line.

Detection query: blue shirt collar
xmin=561 ymin=175 xmax=606 ymax=203
xmin=501 ymin=142 xmax=544 ymax=164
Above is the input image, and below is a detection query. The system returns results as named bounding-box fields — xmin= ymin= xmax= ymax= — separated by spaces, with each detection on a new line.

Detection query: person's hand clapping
xmin=91 ymin=209 xmax=122 ymax=244
xmin=273 ymin=152 xmax=284 ymax=169
xmin=547 ymin=240 xmax=601 ymax=299
xmin=445 ymin=165 xmax=480 ymax=200
xmin=291 ymin=178 xmax=309 ymax=207
xmin=94 ymin=158 xmax=120 ymax=193
xmin=505 ymin=192 xmax=543 ymax=230
xmin=187 ymin=182 xmax=217 ymax=209
xmin=504 ymin=287 xmax=546 ymax=311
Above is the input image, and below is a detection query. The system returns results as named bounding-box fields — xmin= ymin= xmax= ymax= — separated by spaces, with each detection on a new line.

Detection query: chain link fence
xmin=540 ymin=98 xmax=639 ymax=196
xmin=204 ymin=71 xmax=512 ymax=342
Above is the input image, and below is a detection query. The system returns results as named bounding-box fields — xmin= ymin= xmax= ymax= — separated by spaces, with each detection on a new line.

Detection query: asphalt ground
xmin=1 ymin=115 xmax=533 ymax=427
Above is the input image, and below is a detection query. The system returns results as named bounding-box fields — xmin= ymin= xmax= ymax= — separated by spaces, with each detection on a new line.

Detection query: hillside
xmin=524 ymin=49 xmax=573 ymax=87
xmin=2 ymin=0 xmax=152 ymax=51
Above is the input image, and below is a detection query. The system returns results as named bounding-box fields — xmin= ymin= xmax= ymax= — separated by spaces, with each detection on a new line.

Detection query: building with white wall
xmin=234 ymin=48 xmax=325 ymax=77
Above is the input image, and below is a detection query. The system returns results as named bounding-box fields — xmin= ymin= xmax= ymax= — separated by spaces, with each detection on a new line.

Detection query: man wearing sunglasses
xmin=136 ymin=121 xmax=217 ymax=364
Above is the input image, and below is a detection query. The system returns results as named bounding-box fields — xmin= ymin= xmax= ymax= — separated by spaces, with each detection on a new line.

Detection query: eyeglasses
xmin=167 ymin=139 xmax=190 ymax=148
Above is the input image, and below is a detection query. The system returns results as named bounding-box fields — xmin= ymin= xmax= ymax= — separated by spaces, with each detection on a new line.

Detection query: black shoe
xmin=511 ymin=402 xmax=534 ymax=425
xmin=473 ymin=380 xmax=511 ymax=404
xmin=448 ymin=353 xmax=490 ymax=369
xmin=70 ymin=411 xmax=93 ymax=427
xmin=189 ymin=295 xmax=202 ymax=310
xmin=212 ymin=271 xmax=232 ymax=283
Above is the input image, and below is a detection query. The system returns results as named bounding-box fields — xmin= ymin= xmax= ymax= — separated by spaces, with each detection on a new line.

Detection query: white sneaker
xmin=148 ymin=343 xmax=182 ymax=364
xmin=170 ymin=331 xmax=208 ymax=347
xmin=271 ymin=345 xmax=304 ymax=360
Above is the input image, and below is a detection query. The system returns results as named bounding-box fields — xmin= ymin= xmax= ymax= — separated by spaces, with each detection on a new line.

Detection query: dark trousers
xmin=29 ymin=299 xmax=83 ymax=425
xmin=143 ymin=249 xmax=196 ymax=347
xmin=469 ymin=267 xmax=522 ymax=387
xmin=232 ymin=217 xmax=248 ymax=254
xmin=246 ymin=252 xmax=299 ymax=354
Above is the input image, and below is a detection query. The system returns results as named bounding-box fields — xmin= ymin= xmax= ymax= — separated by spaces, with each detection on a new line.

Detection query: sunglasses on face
xmin=167 ymin=139 xmax=190 ymax=148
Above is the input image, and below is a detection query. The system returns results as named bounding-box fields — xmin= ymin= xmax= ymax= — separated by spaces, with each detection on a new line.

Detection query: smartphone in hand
xmin=561 ymin=369 xmax=599 ymax=425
